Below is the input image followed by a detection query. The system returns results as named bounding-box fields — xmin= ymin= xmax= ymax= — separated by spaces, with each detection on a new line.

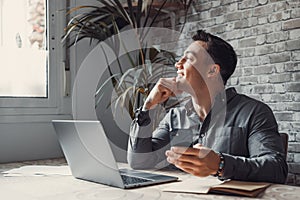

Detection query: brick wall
xmin=181 ymin=0 xmax=300 ymax=185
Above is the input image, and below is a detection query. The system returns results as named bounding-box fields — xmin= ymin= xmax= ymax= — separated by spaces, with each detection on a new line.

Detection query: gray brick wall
xmin=181 ymin=0 xmax=300 ymax=185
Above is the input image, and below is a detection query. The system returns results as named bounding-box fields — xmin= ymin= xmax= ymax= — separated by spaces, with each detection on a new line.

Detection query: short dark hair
xmin=192 ymin=30 xmax=237 ymax=85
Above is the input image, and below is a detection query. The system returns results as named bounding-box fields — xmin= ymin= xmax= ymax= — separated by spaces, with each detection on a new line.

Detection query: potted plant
xmin=63 ymin=0 xmax=193 ymax=119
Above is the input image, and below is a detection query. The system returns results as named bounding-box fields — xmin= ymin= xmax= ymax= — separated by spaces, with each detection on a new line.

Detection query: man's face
xmin=175 ymin=41 xmax=215 ymax=96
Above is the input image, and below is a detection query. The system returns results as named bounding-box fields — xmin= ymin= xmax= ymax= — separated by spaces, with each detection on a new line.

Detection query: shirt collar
xmin=225 ymin=87 xmax=237 ymax=102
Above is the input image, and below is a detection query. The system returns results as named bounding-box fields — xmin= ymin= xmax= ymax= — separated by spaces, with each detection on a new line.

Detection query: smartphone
xmin=170 ymin=129 xmax=193 ymax=147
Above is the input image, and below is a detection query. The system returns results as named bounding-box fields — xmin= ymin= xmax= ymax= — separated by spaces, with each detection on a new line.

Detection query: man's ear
xmin=208 ymin=64 xmax=220 ymax=77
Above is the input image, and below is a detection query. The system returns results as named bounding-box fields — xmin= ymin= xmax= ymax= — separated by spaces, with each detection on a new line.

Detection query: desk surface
xmin=0 ymin=158 xmax=299 ymax=200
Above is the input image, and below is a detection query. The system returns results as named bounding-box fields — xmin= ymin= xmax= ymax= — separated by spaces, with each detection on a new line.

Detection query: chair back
xmin=280 ymin=133 xmax=288 ymax=159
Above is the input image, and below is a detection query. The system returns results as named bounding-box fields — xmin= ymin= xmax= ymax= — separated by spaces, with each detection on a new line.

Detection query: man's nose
xmin=175 ymin=58 xmax=185 ymax=69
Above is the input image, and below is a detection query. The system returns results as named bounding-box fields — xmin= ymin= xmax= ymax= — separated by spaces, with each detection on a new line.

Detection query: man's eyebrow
xmin=184 ymin=50 xmax=197 ymax=57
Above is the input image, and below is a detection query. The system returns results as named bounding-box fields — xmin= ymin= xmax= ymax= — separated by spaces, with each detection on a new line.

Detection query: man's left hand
xmin=165 ymin=144 xmax=220 ymax=177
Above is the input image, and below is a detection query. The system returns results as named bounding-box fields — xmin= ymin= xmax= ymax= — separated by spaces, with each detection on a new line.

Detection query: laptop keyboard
xmin=121 ymin=174 xmax=152 ymax=185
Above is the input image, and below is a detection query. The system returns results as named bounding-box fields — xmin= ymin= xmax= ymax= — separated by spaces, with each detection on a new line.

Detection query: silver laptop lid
xmin=52 ymin=120 xmax=125 ymax=188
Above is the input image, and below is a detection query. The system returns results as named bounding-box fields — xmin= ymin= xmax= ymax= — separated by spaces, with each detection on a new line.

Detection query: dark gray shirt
xmin=127 ymin=87 xmax=288 ymax=184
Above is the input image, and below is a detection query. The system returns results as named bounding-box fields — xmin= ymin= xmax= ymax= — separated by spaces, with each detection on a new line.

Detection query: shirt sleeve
xmin=127 ymin=106 xmax=172 ymax=169
xmin=220 ymin=103 xmax=288 ymax=184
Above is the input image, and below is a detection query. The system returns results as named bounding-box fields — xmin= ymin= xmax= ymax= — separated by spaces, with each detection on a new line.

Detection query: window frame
xmin=0 ymin=0 xmax=70 ymax=119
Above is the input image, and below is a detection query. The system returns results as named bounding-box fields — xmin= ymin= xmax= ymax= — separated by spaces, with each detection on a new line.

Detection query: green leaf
xmin=95 ymin=73 xmax=121 ymax=96
xmin=95 ymin=73 xmax=121 ymax=108
xmin=133 ymin=68 xmax=145 ymax=86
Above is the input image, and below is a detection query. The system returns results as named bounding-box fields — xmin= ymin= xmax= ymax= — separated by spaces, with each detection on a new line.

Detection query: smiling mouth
xmin=177 ymin=71 xmax=184 ymax=77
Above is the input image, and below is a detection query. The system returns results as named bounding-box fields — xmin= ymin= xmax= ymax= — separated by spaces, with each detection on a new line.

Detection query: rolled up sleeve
xmin=127 ymin=107 xmax=172 ymax=169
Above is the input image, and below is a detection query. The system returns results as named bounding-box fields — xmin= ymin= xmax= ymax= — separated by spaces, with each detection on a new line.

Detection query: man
xmin=127 ymin=30 xmax=288 ymax=183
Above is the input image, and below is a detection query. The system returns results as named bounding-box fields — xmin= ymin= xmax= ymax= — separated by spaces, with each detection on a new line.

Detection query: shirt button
xmin=200 ymin=133 xmax=205 ymax=138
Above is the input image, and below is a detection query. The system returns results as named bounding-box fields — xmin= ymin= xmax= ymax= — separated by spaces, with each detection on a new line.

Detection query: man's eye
xmin=186 ymin=56 xmax=193 ymax=62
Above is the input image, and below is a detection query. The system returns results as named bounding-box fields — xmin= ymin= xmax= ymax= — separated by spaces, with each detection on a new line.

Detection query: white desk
xmin=0 ymin=158 xmax=299 ymax=200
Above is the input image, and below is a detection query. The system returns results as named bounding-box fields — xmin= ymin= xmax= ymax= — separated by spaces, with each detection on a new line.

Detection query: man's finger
xmin=177 ymin=155 xmax=204 ymax=166
xmin=171 ymin=146 xmax=212 ymax=159
xmin=171 ymin=146 xmax=199 ymax=155
xmin=165 ymin=150 xmax=181 ymax=159
xmin=193 ymin=143 xmax=202 ymax=149
xmin=175 ymin=160 xmax=197 ymax=170
xmin=166 ymin=156 xmax=176 ymax=164
xmin=159 ymin=78 xmax=178 ymax=92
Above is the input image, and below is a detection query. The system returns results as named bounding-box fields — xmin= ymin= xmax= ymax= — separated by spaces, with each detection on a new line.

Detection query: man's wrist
xmin=212 ymin=152 xmax=225 ymax=177
xmin=135 ymin=107 xmax=151 ymax=126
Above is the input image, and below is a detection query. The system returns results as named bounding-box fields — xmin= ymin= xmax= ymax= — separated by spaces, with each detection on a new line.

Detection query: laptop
xmin=52 ymin=120 xmax=178 ymax=189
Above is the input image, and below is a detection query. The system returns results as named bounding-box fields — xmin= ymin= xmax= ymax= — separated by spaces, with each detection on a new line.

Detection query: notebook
xmin=52 ymin=120 xmax=178 ymax=189
xmin=163 ymin=176 xmax=271 ymax=197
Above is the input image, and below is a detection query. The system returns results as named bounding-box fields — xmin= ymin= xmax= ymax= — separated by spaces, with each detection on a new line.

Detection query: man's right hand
xmin=143 ymin=78 xmax=180 ymax=110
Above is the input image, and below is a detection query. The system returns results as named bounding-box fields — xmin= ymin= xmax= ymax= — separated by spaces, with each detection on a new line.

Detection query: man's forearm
xmin=127 ymin=127 xmax=171 ymax=169
xmin=221 ymin=153 xmax=288 ymax=183
xmin=127 ymin=107 xmax=171 ymax=169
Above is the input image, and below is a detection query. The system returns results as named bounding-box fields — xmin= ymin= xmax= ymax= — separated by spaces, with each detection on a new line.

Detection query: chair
xmin=279 ymin=133 xmax=288 ymax=159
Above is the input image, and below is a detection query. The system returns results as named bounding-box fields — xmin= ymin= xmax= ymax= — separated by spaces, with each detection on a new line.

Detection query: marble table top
xmin=0 ymin=158 xmax=67 ymax=177
xmin=0 ymin=158 xmax=299 ymax=200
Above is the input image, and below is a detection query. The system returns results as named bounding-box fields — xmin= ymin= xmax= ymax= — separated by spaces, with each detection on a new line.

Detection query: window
xmin=0 ymin=0 xmax=69 ymax=119
xmin=0 ymin=0 xmax=47 ymax=97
